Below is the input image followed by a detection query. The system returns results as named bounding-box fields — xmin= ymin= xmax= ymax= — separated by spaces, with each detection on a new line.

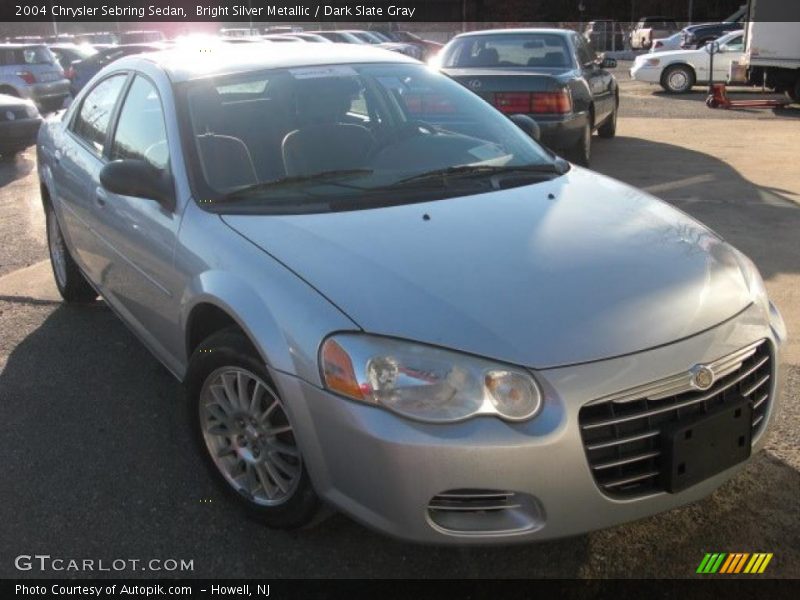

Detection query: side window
xmin=574 ymin=34 xmax=595 ymax=66
xmin=71 ymin=74 xmax=127 ymax=155
xmin=110 ymin=75 xmax=169 ymax=170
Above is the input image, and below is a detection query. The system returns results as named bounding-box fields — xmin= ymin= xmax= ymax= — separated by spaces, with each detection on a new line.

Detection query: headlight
xmin=320 ymin=334 xmax=543 ymax=423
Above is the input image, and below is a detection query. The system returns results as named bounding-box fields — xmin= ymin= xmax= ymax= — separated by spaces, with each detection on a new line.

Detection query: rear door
xmin=573 ymin=33 xmax=613 ymax=124
xmin=54 ymin=72 xmax=129 ymax=284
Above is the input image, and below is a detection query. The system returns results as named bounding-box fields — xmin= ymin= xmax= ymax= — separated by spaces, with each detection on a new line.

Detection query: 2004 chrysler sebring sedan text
xmin=37 ymin=44 xmax=786 ymax=544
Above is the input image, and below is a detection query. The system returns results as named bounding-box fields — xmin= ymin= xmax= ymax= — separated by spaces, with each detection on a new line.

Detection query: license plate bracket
xmin=661 ymin=397 xmax=752 ymax=493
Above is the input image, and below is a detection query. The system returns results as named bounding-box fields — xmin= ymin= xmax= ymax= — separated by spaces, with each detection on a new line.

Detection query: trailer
xmin=729 ymin=0 xmax=800 ymax=101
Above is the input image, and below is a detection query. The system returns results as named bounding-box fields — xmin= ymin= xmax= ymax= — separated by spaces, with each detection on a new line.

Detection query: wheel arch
xmin=179 ymin=271 xmax=323 ymax=386
xmin=662 ymin=62 xmax=697 ymax=80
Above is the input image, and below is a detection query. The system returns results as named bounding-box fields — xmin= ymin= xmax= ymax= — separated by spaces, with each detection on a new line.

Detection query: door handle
xmin=95 ymin=187 xmax=108 ymax=207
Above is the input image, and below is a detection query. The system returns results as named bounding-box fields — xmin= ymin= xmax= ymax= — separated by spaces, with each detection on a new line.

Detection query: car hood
xmin=221 ymin=168 xmax=752 ymax=369
xmin=638 ymin=48 xmax=700 ymax=61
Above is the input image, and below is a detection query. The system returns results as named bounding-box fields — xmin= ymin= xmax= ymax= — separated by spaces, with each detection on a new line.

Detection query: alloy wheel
xmin=199 ymin=367 xmax=302 ymax=506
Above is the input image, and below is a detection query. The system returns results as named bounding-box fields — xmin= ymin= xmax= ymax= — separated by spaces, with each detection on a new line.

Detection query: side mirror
xmin=100 ymin=159 xmax=175 ymax=210
xmin=601 ymin=56 xmax=617 ymax=68
xmin=509 ymin=114 xmax=541 ymax=141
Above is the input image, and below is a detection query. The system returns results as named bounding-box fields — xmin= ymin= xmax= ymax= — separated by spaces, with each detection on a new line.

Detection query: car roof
xmin=0 ymin=43 xmax=47 ymax=49
xmin=122 ymin=43 xmax=416 ymax=82
xmin=452 ymin=28 xmax=572 ymax=39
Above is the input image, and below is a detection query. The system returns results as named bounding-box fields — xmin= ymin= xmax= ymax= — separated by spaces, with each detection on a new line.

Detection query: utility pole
xmin=688 ymin=0 xmax=694 ymax=25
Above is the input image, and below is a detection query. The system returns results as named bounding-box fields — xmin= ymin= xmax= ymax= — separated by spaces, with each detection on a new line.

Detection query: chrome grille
xmin=579 ymin=340 xmax=772 ymax=498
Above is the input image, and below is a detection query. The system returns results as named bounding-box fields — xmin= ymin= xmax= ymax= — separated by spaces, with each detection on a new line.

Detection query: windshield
xmin=441 ymin=34 xmax=573 ymax=69
xmin=182 ymin=62 xmax=559 ymax=214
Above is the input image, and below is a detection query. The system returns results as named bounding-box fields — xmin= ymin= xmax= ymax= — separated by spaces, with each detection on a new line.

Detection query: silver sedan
xmin=36 ymin=42 xmax=786 ymax=544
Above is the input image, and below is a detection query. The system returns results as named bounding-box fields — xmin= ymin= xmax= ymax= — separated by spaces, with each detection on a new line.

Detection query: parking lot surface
xmin=1 ymin=87 xmax=798 ymax=578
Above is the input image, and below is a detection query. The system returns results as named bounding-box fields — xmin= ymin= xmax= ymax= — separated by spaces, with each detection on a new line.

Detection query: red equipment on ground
xmin=706 ymin=83 xmax=791 ymax=109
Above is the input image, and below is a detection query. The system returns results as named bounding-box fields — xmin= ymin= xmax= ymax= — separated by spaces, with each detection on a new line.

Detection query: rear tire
xmin=660 ymin=64 xmax=695 ymax=94
xmin=185 ymin=328 xmax=320 ymax=530
xmin=45 ymin=202 xmax=97 ymax=303
xmin=566 ymin=121 xmax=592 ymax=167
xmin=597 ymin=99 xmax=618 ymax=139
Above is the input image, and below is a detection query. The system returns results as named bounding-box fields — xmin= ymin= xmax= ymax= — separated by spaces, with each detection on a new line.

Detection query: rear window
xmin=442 ymin=34 xmax=572 ymax=69
xmin=0 ymin=45 xmax=56 ymax=66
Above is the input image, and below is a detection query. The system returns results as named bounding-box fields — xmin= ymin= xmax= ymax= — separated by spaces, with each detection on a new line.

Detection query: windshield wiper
xmin=218 ymin=169 xmax=373 ymax=202
xmin=387 ymin=161 xmax=569 ymax=188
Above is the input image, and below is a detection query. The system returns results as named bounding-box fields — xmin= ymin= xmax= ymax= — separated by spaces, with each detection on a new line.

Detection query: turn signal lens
xmin=646 ymin=58 xmax=661 ymax=66
xmin=320 ymin=338 xmax=364 ymax=401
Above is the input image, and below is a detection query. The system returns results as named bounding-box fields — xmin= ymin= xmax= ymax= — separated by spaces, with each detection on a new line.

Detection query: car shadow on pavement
xmin=0 ymin=152 xmax=35 ymax=188
xmin=0 ymin=301 xmax=592 ymax=578
xmin=592 ymin=136 xmax=800 ymax=284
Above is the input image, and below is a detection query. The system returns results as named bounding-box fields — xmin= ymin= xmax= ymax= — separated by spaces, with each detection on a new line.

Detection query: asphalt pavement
xmin=0 ymin=86 xmax=798 ymax=578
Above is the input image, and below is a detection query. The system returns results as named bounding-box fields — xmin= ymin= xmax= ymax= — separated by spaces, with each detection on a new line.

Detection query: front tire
xmin=185 ymin=328 xmax=319 ymax=529
xmin=45 ymin=202 xmax=97 ymax=303
xmin=660 ymin=64 xmax=695 ymax=94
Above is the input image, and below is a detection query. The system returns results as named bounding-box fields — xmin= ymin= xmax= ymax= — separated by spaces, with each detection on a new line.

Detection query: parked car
xmin=0 ymin=44 xmax=69 ymax=111
xmin=291 ymin=33 xmax=333 ymax=44
xmin=117 ymin=30 xmax=166 ymax=44
xmin=650 ymin=32 xmax=684 ymax=53
xmin=74 ymin=32 xmax=119 ymax=47
xmin=341 ymin=30 xmax=422 ymax=59
xmin=313 ymin=31 xmax=367 ymax=44
xmin=68 ymin=43 xmax=167 ymax=95
xmin=377 ymin=30 xmax=444 ymax=60
xmin=0 ymin=93 xmax=41 ymax=157
xmin=680 ymin=22 xmax=742 ymax=50
xmin=436 ymin=28 xmax=618 ymax=166
xmin=631 ymin=30 xmax=744 ymax=93
xmin=46 ymin=34 xmax=76 ymax=44
xmin=680 ymin=6 xmax=746 ymax=49
xmin=36 ymin=43 xmax=786 ymax=544
xmin=48 ymin=43 xmax=98 ymax=80
xmin=630 ymin=17 xmax=679 ymax=50
xmin=260 ymin=35 xmax=304 ymax=43
xmin=583 ymin=20 xmax=626 ymax=52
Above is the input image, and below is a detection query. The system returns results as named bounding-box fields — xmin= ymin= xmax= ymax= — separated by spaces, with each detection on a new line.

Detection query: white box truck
xmin=731 ymin=0 xmax=800 ymax=100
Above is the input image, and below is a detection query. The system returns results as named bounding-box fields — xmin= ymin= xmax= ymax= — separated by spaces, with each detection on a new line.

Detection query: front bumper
xmin=272 ymin=301 xmax=786 ymax=544
xmin=630 ymin=63 xmax=662 ymax=84
xmin=0 ymin=117 xmax=42 ymax=152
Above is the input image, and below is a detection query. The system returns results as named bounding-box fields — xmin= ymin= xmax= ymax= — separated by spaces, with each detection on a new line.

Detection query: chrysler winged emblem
xmin=690 ymin=365 xmax=715 ymax=391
